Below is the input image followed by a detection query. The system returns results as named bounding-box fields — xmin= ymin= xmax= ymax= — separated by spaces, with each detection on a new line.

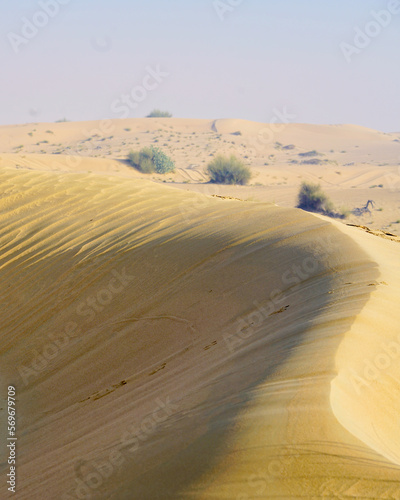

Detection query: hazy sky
xmin=1 ymin=0 xmax=399 ymax=131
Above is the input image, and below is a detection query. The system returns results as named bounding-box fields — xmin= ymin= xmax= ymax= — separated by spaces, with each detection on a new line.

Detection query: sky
xmin=0 ymin=0 xmax=399 ymax=131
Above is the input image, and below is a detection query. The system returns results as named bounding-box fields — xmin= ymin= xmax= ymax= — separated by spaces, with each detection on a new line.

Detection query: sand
xmin=0 ymin=118 xmax=399 ymax=498
xmin=1 ymin=117 xmax=399 ymax=236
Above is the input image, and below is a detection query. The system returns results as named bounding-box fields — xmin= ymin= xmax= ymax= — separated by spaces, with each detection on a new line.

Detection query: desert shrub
xmin=146 ymin=109 xmax=172 ymax=118
xmin=206 ymin=155 xmax=251 ymax=185
xmin=298 ymin=150 xmax=320 ymax=157
xmin=151 ymin=146 xmax=175 ymax=173
xmin=339 ymin=207 xmax=351 ymax=219
xmin=301 ymin=158 xmax=324 ymax=165
xmin=127 ymin=146 xmax=175 ymax=174
xmin=297 ymin=182 xmax=334 ymax=214
xmin=128 ymin=147 xmax=154 ymax=173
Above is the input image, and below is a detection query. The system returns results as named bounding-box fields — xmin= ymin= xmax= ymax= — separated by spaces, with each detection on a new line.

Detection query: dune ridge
xmin=1 ymin=116 xmax=399 ymax=238
xmin=330 ymin=219 xmax=400 ymax=467
xmin=0 ymin=159 xmax=399 ymax=498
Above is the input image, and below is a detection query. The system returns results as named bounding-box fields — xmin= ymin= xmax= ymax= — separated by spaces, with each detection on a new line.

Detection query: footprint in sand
xmin=79 ymin=380 xmax=127 ymax=403
xmin=203 ymin=340 xmax=217 ymax=351
xmin=149 ymin=362 xmax=167 ymax=376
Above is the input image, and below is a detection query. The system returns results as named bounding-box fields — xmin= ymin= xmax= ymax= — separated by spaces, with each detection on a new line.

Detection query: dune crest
xmin=330 ymin=221 xmax=400 ymax=467
xmin=1 ymin=116 xmax=399 ymax=238
xmin=0 ymin=160 xmax=399 ymax=498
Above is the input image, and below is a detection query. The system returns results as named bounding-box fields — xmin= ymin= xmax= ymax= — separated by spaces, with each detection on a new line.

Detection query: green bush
xmin=206 ymin=155 xmax=251 ymax=185
xmin=297 ymin=182 xmax=334 ymax=214
xmin=151 ymin=146 xmax=175 ymax=173
xmin=127 ymin=146 xmax=175 ymax=174
xmin=146 ymin=109 xmax=172 ymax=118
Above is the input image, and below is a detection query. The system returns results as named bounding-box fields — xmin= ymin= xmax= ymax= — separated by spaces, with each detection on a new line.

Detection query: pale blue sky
xmin=1 ymin=0 xmax=399 ymax=131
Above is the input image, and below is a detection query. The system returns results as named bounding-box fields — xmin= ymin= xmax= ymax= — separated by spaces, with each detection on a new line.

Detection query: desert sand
xmin=0 ymin=118 xmax=399 ymax=499
xmin=1 ymin=117 xmax=399 ymax=236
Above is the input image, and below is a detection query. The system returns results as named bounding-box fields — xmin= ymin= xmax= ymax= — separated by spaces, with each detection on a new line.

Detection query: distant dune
xmin=1 ymin=117 xmax=399 ymax=236
xmin=0 ymin=152 xmax=399 ymax=498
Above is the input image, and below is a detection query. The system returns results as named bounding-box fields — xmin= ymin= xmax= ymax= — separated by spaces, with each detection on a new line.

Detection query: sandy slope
xmin=330 ymin=220 xmax=400 ymax=467
xmin=0 ymin=157 xmax=399 ymax=499
xmin=1 ymin=117 xmax=399 ymax=235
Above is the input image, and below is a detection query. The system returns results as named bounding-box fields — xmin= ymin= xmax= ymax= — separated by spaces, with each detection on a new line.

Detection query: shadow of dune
xmin=97 ymin=220 xmax=380 ymax=499
xmin=0 ymin=167 xmax=384 ymax=499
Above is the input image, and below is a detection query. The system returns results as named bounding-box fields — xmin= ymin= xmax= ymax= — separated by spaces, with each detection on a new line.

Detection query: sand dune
xmin=1 ymin=117 xmax=399 ymax=236
xmin=0 ymin=155 xmax=399 ymax=498
xmin=331 ymin=220 xmax=400 ymax=467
